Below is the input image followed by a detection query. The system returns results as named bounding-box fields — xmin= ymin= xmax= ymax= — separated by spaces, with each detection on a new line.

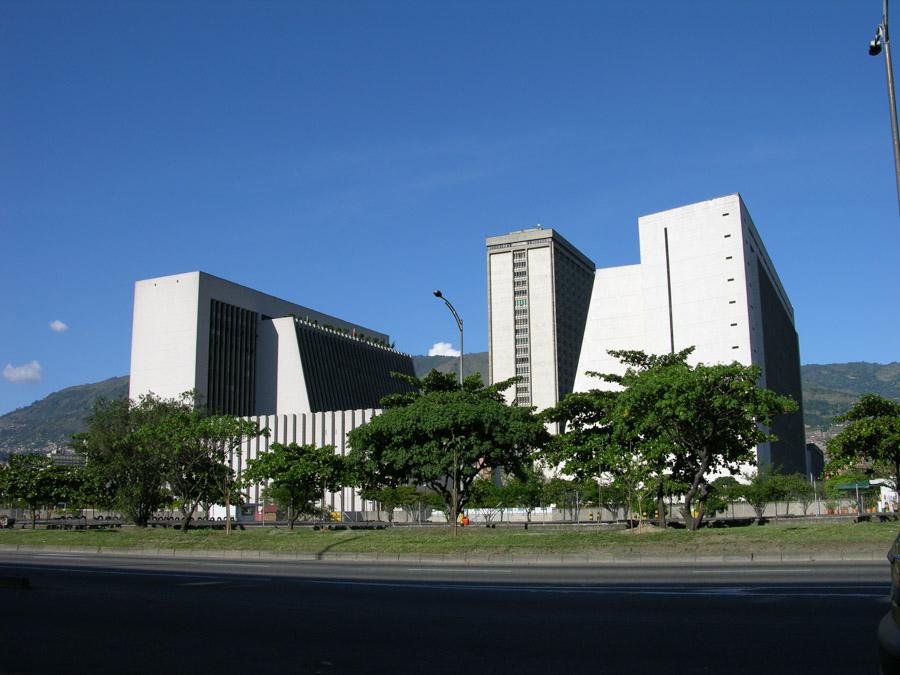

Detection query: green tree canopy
xmin=347 ymin=370 xmax=548 ymax=530
xmin=74 ymin=395 xmax=175 ymax=526
xmin=243 ymin=442 xmax=347 ymax=528
xmin=159 ymin=405 xmax=264 ymax=532
xmin=74 ymin=392 xmax=264 ymax=529
xmin=503 ymin=467 xmax=546 ymax=522
xmin=738 ymin=467 xmax=780 ymax=519
xmin=614 ymin=350 xmax=795 ymax=529
xmin=826 ymin=394 xmax=900 ymax=491
xmin=358 ymin=485 xmax=422 ymax=524
xmin=543 ymin=348 xmax=796 ymax=530
xmin=778 ymin=473 xmax=816 ymax=516
xmin=468 ymin=477 xmax=505 ymax=524
xmin=4 ymin=453 xmax=79 ymax=528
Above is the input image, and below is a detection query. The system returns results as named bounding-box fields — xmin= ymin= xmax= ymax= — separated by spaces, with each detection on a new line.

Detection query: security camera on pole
xmin=869 ymin=0 xmax=900 ymax=219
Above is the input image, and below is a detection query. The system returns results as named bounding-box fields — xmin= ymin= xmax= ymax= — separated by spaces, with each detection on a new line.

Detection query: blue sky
xmin=1 ymin=1 xmax=898 ymax=415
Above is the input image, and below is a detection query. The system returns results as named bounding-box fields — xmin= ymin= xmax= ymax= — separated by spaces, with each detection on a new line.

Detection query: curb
xmin=0 ymin=544 xmax=886 ymax=565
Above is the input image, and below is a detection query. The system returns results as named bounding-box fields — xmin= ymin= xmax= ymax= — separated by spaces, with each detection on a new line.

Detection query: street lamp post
xmin=433 ymin=290 xmax=463 ymax=537
xmin=870 ymin=0 xmax=900 ymax=218
xmin=432 ymin=290 xmax=463 ymax=386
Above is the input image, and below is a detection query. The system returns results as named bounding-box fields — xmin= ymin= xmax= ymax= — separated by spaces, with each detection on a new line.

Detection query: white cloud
xmin=49 ymin=320 xmax=68 ymax=333
xmin=3 ymin=360 xmax=43 ymax=383
xmin=428 ymin=342 xmax=460 ymax=357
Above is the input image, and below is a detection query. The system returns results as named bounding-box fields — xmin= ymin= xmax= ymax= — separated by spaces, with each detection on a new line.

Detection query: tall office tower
xmin=485 ymin=228 xmax=595 ymax=411
xmin=574 ymin=194 xmax=806 ymax=473
xmin=129 ymin=271 xmax=415 ymax=416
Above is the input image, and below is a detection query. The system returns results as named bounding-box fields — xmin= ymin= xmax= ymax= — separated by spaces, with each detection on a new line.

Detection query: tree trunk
xmin=657 ymin=484 xmax=666 ymax=529
xmin=894 ymin=458 xmax=899 ymax=507
xmin=692 ymin=502 xmax=706 ymax=530
xmin=224 ymin=448 xmax=232 ymax=536
xmin=681 ymin=490 xmax=708 ymax=530
xmin=181 ymin=501 xmax=199 ymax=532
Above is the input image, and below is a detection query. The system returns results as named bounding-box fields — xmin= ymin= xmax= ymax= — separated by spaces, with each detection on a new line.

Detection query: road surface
xmin=0 ymin=551 xmax=889 ymax=674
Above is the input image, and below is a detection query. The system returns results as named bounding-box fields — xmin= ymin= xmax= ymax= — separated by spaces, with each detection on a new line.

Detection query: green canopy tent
xmin=836 ymin=481 xmax=873 ymax=513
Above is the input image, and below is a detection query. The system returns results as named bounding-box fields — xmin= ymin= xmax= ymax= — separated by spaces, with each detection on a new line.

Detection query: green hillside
xmin=0 ymin=358 xmax=896 ymax=456
xmin=800 ymin=362 xmax=900 ymax=431
xmin=411 ymin=352 xmax=490 ymax=381
xmin=0 ymin=376 xmax=129 ymax=454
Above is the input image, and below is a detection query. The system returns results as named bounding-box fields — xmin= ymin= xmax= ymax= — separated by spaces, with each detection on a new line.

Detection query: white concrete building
xmin=129 ymin=271 xmax=417 ymax=522
xmin=129 ymin=271 xmax=415 ymax=416
xmin=486 ymin=228 xmax=595 ymax=412
xmin=487 ymin=194 xmax=807 ymax=473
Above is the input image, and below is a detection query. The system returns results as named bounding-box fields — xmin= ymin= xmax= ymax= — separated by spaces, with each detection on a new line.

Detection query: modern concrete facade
xmin=129 ymin=271 xmax=415 ymax=416
xmin=233 ymin=410 xmax=381 ymax=520
xmin=486 ymin=228 xmax=595 ymax=411
xmin=487 ymin=194 xmax=807 ymax=473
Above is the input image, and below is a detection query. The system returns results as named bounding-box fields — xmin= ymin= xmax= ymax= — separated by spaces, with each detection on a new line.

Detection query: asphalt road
xmin=0 ymin=552 xmax=891 ymax=674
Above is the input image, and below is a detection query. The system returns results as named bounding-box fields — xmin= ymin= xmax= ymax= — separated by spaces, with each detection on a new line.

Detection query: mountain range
xmin=1 ymin=355 xmax=896 ymax=458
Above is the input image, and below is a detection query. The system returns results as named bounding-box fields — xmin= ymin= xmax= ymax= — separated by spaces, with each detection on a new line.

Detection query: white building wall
xmin=233 ymin=409 xmax=380 ymax=519
xmin=488 ymin=252 xmax=516 ymax=401
xmin=269 ymin=317 xmax=313 ymax=415
xmin=129 ymin=272 xmax=201 ymax=402
xmin=574 ymin=264 xmax=644 ymax=391
xmin=527 ymin=246 xmax=557 ymax=411
xmin=129 ymin=270 xmax=389 ymax=406
xmin=638 ymin=194 xmax=753 ymax=367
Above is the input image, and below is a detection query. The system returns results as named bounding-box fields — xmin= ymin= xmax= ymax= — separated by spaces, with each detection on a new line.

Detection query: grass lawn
xmin=0 ymin=521 xmax=897 ymax=556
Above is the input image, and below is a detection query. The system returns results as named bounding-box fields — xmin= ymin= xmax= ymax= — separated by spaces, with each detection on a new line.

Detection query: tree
xmin=400 ymin=490 xmax=432 ymax=525
xmin=4 ymin=454 xmax=76 ymax=528
xmin=261 ymin=483 xmax=319 ymax=523
xmin=601 ymin=447 xmax=655 ymax=527
xmin=705 ymin=478 xmax=733 ymax=519
xmin=541 ymin=384 xmax=656 ymax=524
xmin=596 ymin=480 xmax=630 ymax=522
xmin=710 ymin=476 xmax=741 ymax=519
xmin=739 ymin=467 xmax=781 ymax=520
xmin=609 ymin=350 xmax=796 ymax=530
xmin=779 ymin=473 xmax=815 ymax=516
xmin=543 ymin=349 xmax=796 ymax=530
xmin=0 ymin=462 xmax=8 ymax=508
xmin=468 ymin=477 xmax=504 ymax=525
xmin=359 ymin=485 xmax=421 ymax=524
xmin=347 ymin=370 xmax=548 ymax=533
xmin=243 ymin=443 xmax=347 ymax=529
xmin=503 ymin=468 xmax=546 ymax=523
xmin=74 ymin=395 xmax=174 ymax=526
xmin=76 ymin=393 xmax=263 ymax=531
xmin=161 ymin=406 xmax=265 ymax=533
xmin=827 ymin=394 xmax=900 ymax=491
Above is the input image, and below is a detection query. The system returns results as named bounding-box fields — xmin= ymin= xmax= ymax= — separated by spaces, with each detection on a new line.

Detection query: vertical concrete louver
xmin=235 ymin=410 xmax=380 ymax=518
xmin=293 ymin=320 xmax=417 ymax=412
xmin=207 ymin=299 xmax=258 ymax=416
